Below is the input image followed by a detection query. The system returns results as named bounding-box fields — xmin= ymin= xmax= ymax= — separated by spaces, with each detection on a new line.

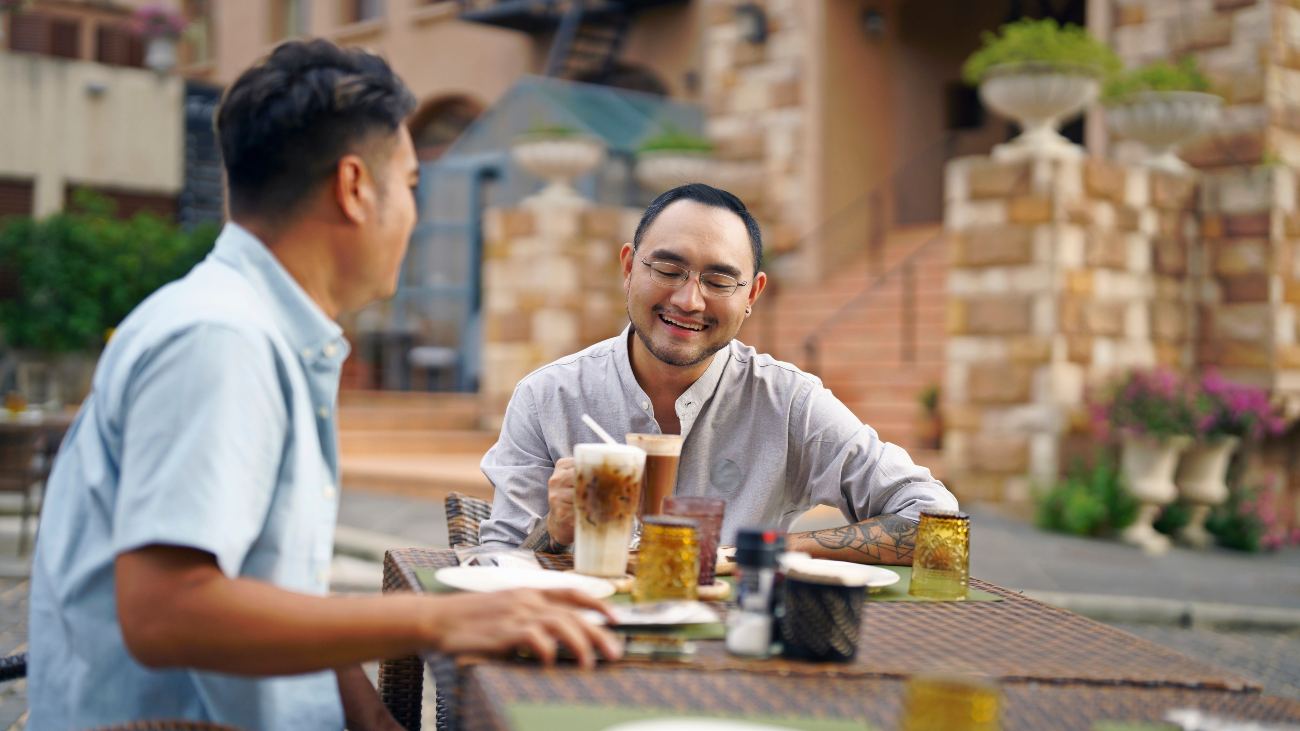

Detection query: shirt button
xmin=300 ymin=347 xmax=313 ymax=359
xmin=323 ymin=343 xmax=338 ymax=358
xmin=317 ymin=405 xmax=330 ymax=419
xmin=323 ymin=483 xmax=337 ymax=500
xmin=642 ymin=400 xmax=650 ymax=410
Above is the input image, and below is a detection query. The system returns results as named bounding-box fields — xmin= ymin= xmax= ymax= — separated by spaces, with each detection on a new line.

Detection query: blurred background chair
xmin=0 ymin=424 xmax=52 ymax=556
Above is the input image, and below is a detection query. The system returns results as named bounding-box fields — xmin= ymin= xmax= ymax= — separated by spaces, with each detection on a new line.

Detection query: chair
xmin=444 ymin=491 xmax=491 ymax=548
xmin=0 ymin=427 xmax=49 ymax=555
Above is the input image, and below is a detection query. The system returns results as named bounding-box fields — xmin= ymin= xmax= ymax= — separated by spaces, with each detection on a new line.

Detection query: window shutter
xmin=0 ymin=179 xmax=34 ymax=219
xmin=49 ymin=17 xmax=80 ymax=59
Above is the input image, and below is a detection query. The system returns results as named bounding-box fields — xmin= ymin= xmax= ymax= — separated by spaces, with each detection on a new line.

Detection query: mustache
xmin=652 ymin=305 xmax=716 ymax=326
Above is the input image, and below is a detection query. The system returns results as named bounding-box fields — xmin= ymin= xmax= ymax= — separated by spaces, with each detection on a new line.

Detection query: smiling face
xmin=620 ymin=199 xmax=766 ymax=369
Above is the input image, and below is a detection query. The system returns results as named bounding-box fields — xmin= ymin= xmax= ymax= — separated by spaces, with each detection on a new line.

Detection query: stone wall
xmin=479 ymin=202 xmax=638 ymax=424
xmin=697 ymin=0 xmax=810 ymax=263
xmin=1199 ymin=166 xmax=1300 ymax=396
xmin=944 ymin=156 xmax=1199 ymax=502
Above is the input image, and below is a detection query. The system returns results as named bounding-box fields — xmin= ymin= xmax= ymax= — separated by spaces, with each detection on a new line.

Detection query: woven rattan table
xmin=379 ymin=548 xmax=1277 ymax=731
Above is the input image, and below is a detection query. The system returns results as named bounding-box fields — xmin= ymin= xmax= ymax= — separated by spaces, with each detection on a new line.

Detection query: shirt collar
xmin=615 ymin=325 xmax=731 ymax=424
xmin=209 ymin=222 xmax=349 ymax=368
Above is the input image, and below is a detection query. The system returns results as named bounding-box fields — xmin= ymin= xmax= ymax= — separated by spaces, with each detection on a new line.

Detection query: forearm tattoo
xmin=520 ymin=522 xmax=569 ymax=554
xmin=801 ymin=514 xmax=917 ymax=565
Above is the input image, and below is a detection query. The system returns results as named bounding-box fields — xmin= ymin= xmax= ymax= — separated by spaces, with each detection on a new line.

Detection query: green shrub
xmin=0 ymin=190 xmax=216 ymax=353
xmin=1035 ymin=455 xmax=1138 ymax=537
xmin=637 ymin=124 xmax=714 ymax=154
xmin=1153 ymin=500 xmax=1193 ymax=536
xmin=1206 ymin=484 xmax=1266 ymax=552
xmin=1103 ymin=57 xmax=1214 ymax=102
xmin=522 ymin=122 xmax=581 ymax=139
xmin=962 ymin=18 xmax=1121 ymax=85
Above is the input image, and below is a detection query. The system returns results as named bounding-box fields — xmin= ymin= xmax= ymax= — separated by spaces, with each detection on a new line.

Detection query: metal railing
xmin=759 ymin=132 xmax=959 ymax=375
xmin=802 ymin=229 xmax=948 ymax=377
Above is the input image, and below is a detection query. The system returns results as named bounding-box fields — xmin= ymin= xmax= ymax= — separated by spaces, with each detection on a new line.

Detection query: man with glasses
xmin=479 ymin=183 xmax=957 ymax=565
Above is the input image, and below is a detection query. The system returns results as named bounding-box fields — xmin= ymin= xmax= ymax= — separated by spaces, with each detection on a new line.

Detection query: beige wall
xmin=620 ymin=2 xmax=701 ymax=100
xmin=187 ymin=1 xmax=699 ymax=118
xmin=0 ymin=52 xmax=183 ymax=216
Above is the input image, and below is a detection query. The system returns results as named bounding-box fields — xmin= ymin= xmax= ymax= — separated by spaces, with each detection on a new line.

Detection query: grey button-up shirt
xmin=479 ymin=328 xmax=958 ymax=547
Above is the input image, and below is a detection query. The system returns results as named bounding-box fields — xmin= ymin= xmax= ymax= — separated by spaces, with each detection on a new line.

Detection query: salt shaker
xmin=725 ymin=528 xmax=783 ymax=658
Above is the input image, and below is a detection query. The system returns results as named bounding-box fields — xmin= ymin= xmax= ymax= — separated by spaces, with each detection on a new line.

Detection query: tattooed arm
xmin=787 ymin=514 xmax=917 ymax=566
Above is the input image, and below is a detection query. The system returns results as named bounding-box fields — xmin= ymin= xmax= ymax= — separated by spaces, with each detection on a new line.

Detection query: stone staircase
xmin=337 ymin=390 xmax=497 ymax=500
xmin=742 ymin=224 xmax=949 ymax=474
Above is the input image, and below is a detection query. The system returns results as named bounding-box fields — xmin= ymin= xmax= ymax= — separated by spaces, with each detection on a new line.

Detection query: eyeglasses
xmin=640 ymin=258 xmax=749 ymax=298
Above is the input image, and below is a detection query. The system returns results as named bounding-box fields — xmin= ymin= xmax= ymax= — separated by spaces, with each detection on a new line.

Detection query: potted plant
xmin=1175 ymin=371 xmax=1283 ymax=548
xmin=635 ymin=124 xmax=716 ymax=193
xmin=1101 ymin=367 xmax=1197 ymax=554
xmin=1104 ymin=58 xmax=1222 ymax=173
xmin=915 ymin=383 xmax=942 ymax=450
xmin=131 ymin=4 xmax=189 ymax=73
xmin=510 ymin=122 xmax=606 ymax=207
xmin=962 ymin=18 xmax=1120 ymax=161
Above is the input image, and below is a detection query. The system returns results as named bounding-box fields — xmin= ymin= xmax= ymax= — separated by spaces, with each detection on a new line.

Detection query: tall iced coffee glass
xmin=573 ymin=443 xmax=646 ymax=577
xmin=625 ymin=433 xmax=684 ymax=518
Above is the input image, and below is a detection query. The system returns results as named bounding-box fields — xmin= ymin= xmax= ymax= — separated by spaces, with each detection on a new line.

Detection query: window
xmin=343 ymin=0 xmax=384 ymax=24
xmin=8 ymin=12 xmax=82 ymax=60
xmin=0 ymin=179 xmax=34 ymax=220
xmin=270 ymin=0 xmax=309 ymax=41
xmin=95 ymin=24 xmax=144 ymax=68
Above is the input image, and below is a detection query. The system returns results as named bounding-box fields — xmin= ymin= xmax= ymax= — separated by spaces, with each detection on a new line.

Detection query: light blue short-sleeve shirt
xmin=28 ymin=223 xmax=350 ymax=731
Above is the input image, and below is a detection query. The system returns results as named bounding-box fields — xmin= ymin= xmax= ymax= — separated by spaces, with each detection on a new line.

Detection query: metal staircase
xmin=458 ymin=0 xmax=681 ymax=84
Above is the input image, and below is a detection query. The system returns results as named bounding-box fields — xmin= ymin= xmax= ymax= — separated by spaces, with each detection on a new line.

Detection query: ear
xmin=334 ymin=153 xmax=374 ymax=225
xmin=619 ymin=242 xmax=636 ymax=292
xmin=747 ymin=270 xmax=768 ymax=312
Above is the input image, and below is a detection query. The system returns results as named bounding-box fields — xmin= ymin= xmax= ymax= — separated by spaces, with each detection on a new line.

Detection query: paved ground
xmin=2 ymin=490 xmax=1298 ymax=728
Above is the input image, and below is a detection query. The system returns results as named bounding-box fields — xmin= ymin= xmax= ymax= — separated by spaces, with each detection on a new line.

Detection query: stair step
xmin=339 ymin=429 xmax=499 ymax=455
xmin=340 ymin=454 xmax=494 ymax=502
xmin=338 ymin=405 xmax=480 ymax=431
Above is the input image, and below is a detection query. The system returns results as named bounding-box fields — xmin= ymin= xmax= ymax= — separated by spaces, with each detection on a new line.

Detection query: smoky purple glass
xmin=662 ymin=495 xmax=725 ymax=587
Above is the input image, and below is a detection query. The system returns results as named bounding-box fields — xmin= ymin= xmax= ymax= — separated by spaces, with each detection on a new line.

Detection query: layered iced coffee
xmin=625 ymin=433 xmax=684 ymax=518
xmin=573 ymin=443 xmax=646 ymax=577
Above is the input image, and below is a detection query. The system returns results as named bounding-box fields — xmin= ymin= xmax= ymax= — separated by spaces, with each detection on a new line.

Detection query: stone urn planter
xmin=1174 ymin=436 xmax=1239 ymax=549
xmin=979 ymin=63 xmax=1101 ymax=161
xmin=1118 ymin=434 xmax=1193 ymax=555
xmin=635 ymin=150 xmax=714 ymax=193
xmin=145 ymin=36 xmax=178 ymax=73
xmin=511 ymin=135 xmax=605 ymax=208
xmin=1106 ymin=91 xmax=1222 ymax=174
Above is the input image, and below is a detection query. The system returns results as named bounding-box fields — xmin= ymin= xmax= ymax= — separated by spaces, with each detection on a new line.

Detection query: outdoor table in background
xmin=378 ymin=548 xmax=1300 ymax=731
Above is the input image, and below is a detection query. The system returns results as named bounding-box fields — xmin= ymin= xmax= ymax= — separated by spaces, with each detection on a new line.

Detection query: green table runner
xmin=413 ymin=566 xmax=1001 ymax=603
xmin=506 ymin=702 xmax=876 ymax=731
xmin=864 ymin=566 xmax=1002 ymax=602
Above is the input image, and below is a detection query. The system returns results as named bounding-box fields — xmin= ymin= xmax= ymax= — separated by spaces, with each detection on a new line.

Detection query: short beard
xmin=630 ymin=319 xmax=727 ymax=368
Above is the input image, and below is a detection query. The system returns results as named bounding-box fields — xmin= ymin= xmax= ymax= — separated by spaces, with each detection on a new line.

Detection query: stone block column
xmin=479 ymin=204 xmax=638 ymax=425
xmin=1199 ymin=166 xmax=1300 ymax=396
xmin=944 ymin=156 xmax=1199 ymax=502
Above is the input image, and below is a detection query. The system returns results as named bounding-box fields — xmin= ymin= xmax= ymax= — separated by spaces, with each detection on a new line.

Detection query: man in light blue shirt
xmin=28 ymin=39 xmax=618 ymax=731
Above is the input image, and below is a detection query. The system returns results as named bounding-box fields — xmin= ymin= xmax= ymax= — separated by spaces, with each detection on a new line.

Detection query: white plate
xmin=779 ymin=557 xmax=900 ymax=590
xmin=604 ymin=720 xmax=801 ymax=731
xmin=433 ymin=566 xmax=615 ymax=599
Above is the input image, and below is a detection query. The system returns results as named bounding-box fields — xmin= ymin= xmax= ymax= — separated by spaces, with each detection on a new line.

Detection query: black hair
xmin=215 ymin=39 xmax=417 ymax=219
xmin=632 ymin=183 xmax=763 ymax=274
